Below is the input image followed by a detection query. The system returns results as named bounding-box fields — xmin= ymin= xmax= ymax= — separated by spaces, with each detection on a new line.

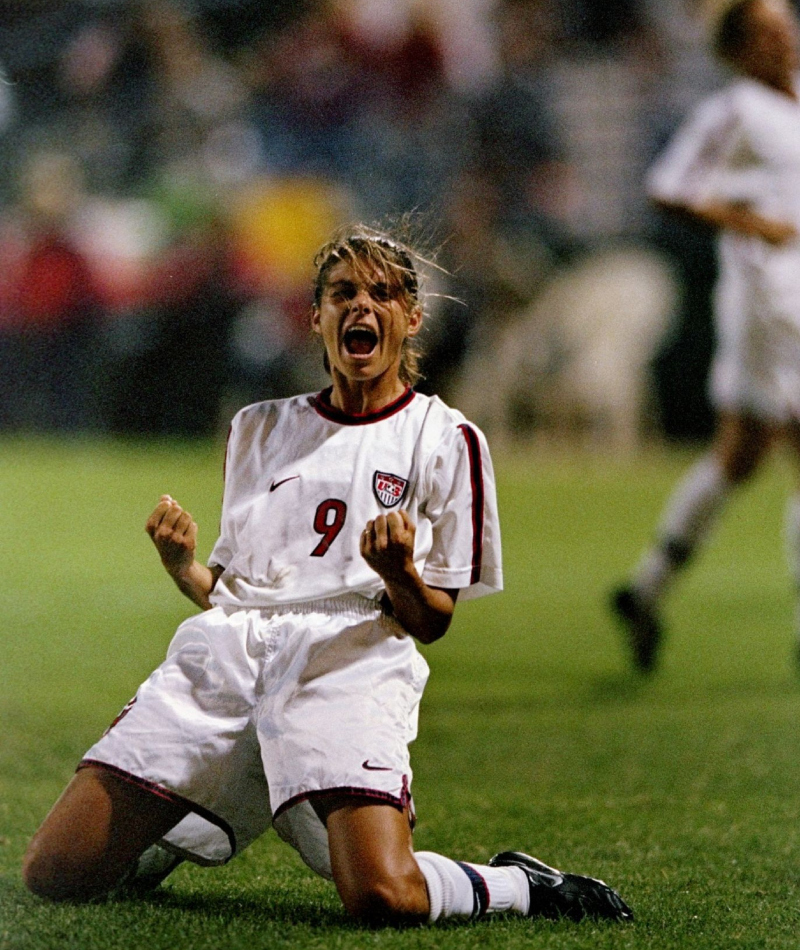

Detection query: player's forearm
xmin=381 ymin=567 xmax=456 ymax=644
xmin=168 ymin=560 xmax=220 ymax=611
xmin=691 ymin=200 xmax=779 ymax=236
xmin=654 ymin=197 xmax=795 ymax=243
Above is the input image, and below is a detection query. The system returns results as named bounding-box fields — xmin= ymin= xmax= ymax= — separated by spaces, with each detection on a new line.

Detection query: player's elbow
xmin=414 ymin=620 xmax=449 ymax=644
xmin=417 ymin=589 xmax=457 ymax=644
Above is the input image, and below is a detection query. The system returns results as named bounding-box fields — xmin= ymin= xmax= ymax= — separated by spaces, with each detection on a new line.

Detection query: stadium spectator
xmin=103 ymin=206 xmax=241 ymax=437
xmin=612 ymin=0 xmax=800 ymax=672
xmin=0 ymin=151 xmax=103 ymax=432
xmin=22 ymin=226 xmax=632 ymax=927
xmin=425 ymin=166 xmax=556 ymax=409
xmin=467 ymin=0 xmax=572 ymax=239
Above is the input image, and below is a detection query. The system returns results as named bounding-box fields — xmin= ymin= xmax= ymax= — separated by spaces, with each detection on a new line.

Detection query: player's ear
xmin=406 ymin=305 xmax=423 ymax=338
xmin=311 ymin=306 xmax=322 ymax=334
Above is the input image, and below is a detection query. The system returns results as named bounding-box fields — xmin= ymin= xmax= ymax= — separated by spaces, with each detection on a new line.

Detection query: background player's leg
xmin=646 ymin=413 xmax=769 ymax=595
xmin=23 ymin=765 xmax=189 ymax=902
xmin=614 ymin=412 xmax=770 ymax=670
xmin=629 ymin=453 xmax=731 ymax=599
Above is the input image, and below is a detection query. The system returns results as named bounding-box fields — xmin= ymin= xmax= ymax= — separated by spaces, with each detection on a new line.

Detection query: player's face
xmin=312 ymin=258 xmax=422 ymax=385
xmin=737 ymin=0 xmax=800 ymax=86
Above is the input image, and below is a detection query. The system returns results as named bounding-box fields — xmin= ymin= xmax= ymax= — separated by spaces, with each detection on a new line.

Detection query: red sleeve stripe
xmin=458 ymin=423 xmax=484 ymax=584
xmin=218 ymin=422 xmax=232 ymax=538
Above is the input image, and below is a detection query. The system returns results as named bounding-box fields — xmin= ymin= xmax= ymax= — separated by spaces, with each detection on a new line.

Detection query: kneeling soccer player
xmin=23 ymin=227 xmax=633 ymax=925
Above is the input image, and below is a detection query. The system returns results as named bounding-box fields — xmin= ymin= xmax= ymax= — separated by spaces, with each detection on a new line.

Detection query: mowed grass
xmin=2 ymin=435 xmax=800 ymax=950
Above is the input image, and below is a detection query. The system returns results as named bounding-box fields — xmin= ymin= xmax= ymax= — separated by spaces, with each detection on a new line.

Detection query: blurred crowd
xmin=0 ymin=0 xmax=728 ymax=442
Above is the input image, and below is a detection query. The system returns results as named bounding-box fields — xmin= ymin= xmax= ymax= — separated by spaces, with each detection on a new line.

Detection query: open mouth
xmin=343 ymin=325 xmax=379 ymax=356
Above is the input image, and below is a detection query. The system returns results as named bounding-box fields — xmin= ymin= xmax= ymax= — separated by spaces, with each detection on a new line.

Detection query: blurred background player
xmin=612 ymin=0 xmax=800 ymax=672
xmin=22 ymin=227 xmax=632 ymax=927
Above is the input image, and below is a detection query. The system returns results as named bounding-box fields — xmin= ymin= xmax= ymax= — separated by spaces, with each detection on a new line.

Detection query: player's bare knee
xmin=22 ymin=844 xmax=78 ymax=902
xmin=21 ymin=843 xmax=51 ymax=899
xmin=22 ymin=839 xmax=122 ymax=903
xmin=342 ymin=874 xmax=428 ymax=925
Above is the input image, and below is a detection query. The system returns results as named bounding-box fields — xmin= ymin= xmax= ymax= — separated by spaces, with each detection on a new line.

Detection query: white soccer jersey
xmin=647 ymin=75 xmax=800 ymax=420
xmin=82 ymin=388 xmax=502 ymax=870
xmin=647 ymin=74 xmax=800 ymax=235
xmin=208 ymin=387 xmax=503 ymax=609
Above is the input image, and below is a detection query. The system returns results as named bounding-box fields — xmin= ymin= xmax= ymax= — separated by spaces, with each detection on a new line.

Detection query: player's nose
xmin=350 ymin=287 xmax=374 ymax=313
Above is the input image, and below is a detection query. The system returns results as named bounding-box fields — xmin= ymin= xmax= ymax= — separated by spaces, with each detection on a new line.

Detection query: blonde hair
xmin=312 ymin=225 xmax=428 ymax=386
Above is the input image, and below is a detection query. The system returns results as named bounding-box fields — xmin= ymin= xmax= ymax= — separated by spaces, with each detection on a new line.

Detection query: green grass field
xmin=2 ymin=436 xmax=800 ymax=949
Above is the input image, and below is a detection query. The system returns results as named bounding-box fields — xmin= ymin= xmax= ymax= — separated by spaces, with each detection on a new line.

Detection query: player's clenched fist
xmin=145 ymin=494 xmax=198 ymax=577
xmin=360 ymin=509 xmax=416 ymax=581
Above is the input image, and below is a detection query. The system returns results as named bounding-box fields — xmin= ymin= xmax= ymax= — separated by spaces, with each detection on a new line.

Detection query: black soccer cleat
xmin=611 ymin=585 xmax=663 ymax=673
xmin=489 ymin=850 xmax=633 ymax=922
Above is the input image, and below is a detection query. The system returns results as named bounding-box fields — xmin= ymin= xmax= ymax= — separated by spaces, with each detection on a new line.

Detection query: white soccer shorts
xmin=81 ymin=597 xmax=429 ymax=878
xmin=712 ymin=250 xmax=800 ymax=423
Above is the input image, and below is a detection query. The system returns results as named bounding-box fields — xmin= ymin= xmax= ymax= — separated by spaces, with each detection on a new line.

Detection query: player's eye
xmin=370 ymin=283 xmax=391 ymax=301
xmin=328 ymin=282 xmax=356 ymax=301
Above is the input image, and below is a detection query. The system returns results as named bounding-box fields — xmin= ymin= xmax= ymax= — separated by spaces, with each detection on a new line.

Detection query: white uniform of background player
xmin=82 ymin=386 xmax=501 ymax=875
xmin=612 ymin=0 xmax=800 ymax=672
xmin=649 ymin=71 xmax=800 ymax=419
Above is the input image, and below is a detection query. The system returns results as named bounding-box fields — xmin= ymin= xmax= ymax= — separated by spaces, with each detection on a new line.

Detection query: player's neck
xmin=762 ymin=74 xmax=798 ymax=99
xmin=741 ymin=60 xmax=798 ymax=99
xmin=329 ymin=373 xmax=408 ymax=416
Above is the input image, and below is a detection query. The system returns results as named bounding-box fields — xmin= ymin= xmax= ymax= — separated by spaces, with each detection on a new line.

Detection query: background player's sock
xmin=632 ymin=454 xmax=731 ymax=603
xmin=415 ymin=851 xmax=528 ymax=921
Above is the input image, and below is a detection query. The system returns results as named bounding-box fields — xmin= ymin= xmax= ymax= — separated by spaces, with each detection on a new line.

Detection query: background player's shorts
xmin=712 ymin=246 xmax=800 ymax=423
xmin=81 ymin=597 xmax=429 ymax=878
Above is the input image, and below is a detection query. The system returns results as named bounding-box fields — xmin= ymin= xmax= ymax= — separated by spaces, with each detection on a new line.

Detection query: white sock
xmin=784 ymin=493 xmax=800 ymax=639
xmin=633 ymin=454 xmax=730 ymax=604
xmin=415 ymin=851 xmax=529 ymax=921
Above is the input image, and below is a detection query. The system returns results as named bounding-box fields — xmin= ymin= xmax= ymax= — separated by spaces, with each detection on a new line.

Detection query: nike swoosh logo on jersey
xmin=269 ymin=476 xmax=300 ymax=492
xmin=362 ymin=760 xmax=392 ymax=771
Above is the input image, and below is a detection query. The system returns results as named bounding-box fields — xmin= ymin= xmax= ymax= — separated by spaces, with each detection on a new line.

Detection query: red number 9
xmin=311 ymin=499 xmax=347 ymax=557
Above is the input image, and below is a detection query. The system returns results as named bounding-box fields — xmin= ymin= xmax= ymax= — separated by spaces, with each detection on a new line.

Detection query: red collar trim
xmin=311 ymin=387 xmax=415 ymax=425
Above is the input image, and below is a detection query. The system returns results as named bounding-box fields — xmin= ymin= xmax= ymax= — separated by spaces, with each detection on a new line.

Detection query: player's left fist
xmin=360 ymin=509 xmax=415 ymax=579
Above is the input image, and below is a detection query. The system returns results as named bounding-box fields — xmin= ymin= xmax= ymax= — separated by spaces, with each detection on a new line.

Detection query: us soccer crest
xmin=373 ymin=471 xmax=408 ymax=508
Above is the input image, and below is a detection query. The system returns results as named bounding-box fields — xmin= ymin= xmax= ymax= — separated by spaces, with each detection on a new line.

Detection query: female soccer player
xmin=613 ymin=0 xmax=800 ymax=673
xmin=23 ymin=228 xmax=632 ymax=925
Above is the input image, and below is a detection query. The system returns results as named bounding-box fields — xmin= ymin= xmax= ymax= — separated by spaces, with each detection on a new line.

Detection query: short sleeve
xmin=647 ymin=91 xmax=741 ymax=207
xmin=419 ymin=422 xmax=503 ymax=600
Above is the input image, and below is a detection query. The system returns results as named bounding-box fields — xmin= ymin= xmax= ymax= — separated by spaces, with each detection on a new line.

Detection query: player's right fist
xmin=145 ymin=494 xmax=198 ymax=577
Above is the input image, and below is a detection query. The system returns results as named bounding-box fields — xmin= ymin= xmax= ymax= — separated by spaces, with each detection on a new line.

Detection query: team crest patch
xmin=373 ymin=471 xmax=408 ymax=508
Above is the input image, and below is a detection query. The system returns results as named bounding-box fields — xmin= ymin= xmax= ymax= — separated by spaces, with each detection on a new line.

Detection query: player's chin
xmin=337 ymin=353 xmax=383 ymax=379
